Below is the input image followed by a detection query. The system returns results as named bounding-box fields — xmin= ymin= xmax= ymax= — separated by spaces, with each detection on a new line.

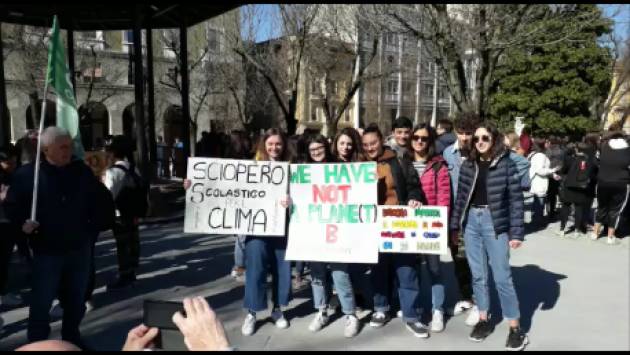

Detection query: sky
xmin=243 ymin=5 xmax=630 ymax=44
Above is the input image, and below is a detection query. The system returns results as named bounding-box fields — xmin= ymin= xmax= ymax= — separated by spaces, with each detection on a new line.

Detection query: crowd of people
xmin=0 ymin=114 xmax=628 ymax=351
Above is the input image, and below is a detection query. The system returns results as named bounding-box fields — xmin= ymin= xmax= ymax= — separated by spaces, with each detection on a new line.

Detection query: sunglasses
xmin=412 ymin=135 xmax=430 ymax=143
xmin=473 ymin=135 xmax=491 ymax=144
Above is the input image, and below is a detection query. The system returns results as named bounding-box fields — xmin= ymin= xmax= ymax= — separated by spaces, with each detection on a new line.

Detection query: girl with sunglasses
xmin=410 ymin=123 xmax=451 ymax=334
xmin=450 ymin=122 xmax=528 ymax=351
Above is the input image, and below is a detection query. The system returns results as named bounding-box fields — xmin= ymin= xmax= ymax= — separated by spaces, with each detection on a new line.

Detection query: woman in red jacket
xmin=410 ymin=123 xmax=451 ymax=334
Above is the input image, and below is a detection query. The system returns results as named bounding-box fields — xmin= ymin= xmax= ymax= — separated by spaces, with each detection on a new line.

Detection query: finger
xmin=172 ymin=311 xmax=186 ymax=330
xmin=197 ymin=297 xmax=212 ymax=314
xmin=191 ymin=296 xmax=204 ymax=315
xmin=131 ymin=324 xmax=149 ymax=336
xmin=140 ymin=327 xmax=159 ymax=344
xmin=183 ymin=297 xmax=195 ymax=316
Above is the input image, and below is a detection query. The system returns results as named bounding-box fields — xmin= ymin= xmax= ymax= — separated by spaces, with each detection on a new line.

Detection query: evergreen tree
xmin=489 ymin=4 xmax=613 ymax=135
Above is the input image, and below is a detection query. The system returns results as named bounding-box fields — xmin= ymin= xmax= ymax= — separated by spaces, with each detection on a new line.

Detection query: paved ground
xmin=1 ymin=216 xmax=628 ymax=351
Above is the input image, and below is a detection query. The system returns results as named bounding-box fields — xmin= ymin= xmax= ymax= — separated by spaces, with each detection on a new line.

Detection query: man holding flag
xmin=4 ymin=16 xmax=101 ymax=348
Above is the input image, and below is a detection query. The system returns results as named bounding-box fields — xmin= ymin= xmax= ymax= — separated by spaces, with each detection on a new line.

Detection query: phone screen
xmin=143 ymin=300 xmax=187 ymax=350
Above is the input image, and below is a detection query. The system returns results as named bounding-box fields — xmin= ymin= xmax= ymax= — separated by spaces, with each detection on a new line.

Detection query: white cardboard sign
xmin=184 ymin=158 xmax=289 ymax=236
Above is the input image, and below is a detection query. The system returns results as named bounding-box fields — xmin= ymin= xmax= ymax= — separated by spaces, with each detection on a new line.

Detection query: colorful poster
xmin=378 ymin=206 xmax=448 ymax=255
xmin=184 ymin=158 xmax=289 ymax=236
xmin=285 ymin=162 xmax=379 ymax=263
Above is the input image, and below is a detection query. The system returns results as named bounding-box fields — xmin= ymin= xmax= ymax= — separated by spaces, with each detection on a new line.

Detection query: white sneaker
xmin=50 ymin=300 xmax=63 ymax=318
xmin=431 ymin=310 xmax=444 ymax=333
xmin=1 ymin=293 xmax=22 ymax=307
xmin=85 ymin=301 xmax=94 ymax=314
xmin=308 ymin=311 xmax=329 ymax=332
xmin=344 ymin=314 xmax=360 ymax=338
xmin=396 ymin=310 xmax=403 ymax=318
xmin=465 ymin=305 xmax=480 ymax=327
xmin=555 ymin=230 xmax=566 ymax=238
xmin=271 ymin=309 xmax=289 ymax=329
xmin=607 ymin=237 xmax=618 ymax=245
xmin=452 ymin=300 xmax=473 ymax=316
xmin=241 ymin=313 xmax=256 ymax=336
xmin=589 ymin=232 xmax=598 ymax=241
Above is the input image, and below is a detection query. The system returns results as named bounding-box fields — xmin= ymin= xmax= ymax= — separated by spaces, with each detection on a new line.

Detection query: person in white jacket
xmin=527 ymin=139 xmax=560 ymax=229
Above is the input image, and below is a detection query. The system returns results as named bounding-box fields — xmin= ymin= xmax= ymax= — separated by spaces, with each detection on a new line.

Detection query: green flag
xmin=47 ymin=15 xmax=84 ymax=159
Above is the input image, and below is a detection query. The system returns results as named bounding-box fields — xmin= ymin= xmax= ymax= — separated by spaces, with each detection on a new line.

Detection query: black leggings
xmin=596 ymin=184 xmax=630 ymax=230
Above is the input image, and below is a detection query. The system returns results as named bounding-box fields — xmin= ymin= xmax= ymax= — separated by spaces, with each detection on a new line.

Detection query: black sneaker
xmin=405 ymin=321 xmax=429 ymax=338
xmin=106 ymin=275 xmax=135 ymax=290
xmin=505 ymin=327 xmax=529 ymax=351
xmin=369 ymin=311 xmax=391 ymax=328
xmin=469 ymin=319 xmax=493 ymax=342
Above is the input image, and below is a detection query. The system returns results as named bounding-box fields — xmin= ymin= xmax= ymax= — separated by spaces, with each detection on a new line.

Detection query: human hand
xmin=183 ymin=179 xmax=192 ymax=190
xmin=172 ymin=297 xmax=230 ymax=351
xmin=408 ymin=199 xmax=422 ymax=208
xmin=22 ymin=220 xmax=39 ymax=235
xmin=509 ymin=240 xmax=523 ymax=249
xmin=0 ymin=185 xmax=8 ymax=201
xmin=552 ymin=173 xmax=562 ymax=181
xmin=280 ymin=195 xmax=292 ymax=209
xmin=122 ymin=324 xmax=159 ymax=351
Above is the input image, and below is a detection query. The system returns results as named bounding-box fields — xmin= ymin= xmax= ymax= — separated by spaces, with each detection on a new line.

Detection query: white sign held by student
xmin=285 ymin=162 xmax=380 ymax=263
xmin=184 ymin=158 xmax=289 ymax=236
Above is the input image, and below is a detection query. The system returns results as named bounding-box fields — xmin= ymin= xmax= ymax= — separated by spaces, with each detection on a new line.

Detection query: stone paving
xmin=0 ymin=218 xmax=628 ymax=351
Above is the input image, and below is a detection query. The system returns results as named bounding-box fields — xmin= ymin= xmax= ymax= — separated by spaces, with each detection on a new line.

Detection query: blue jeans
xmin=234 ymin=235 xmax=246 ymax=268
xmin=310 ymin=263 xmax=355 ymax=315
xmin=244 ymin=237 xmax=292 ymax=312
xmin=28 ymin=244 xmax=92 ymax=344
xmin=371 ymin=253 xmax=420 ymax=323
xmin=418 ymin=254 xmax=445 ymax=313
xmin=464 ymin=207 xmax=520 ymax=320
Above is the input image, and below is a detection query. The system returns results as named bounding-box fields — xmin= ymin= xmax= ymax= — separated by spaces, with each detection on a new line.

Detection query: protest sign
xmin=378 ymin=206 xmax=448 ymax=255
xmin=184 ymin=158 xmax=289 ymax=236
xmin=286 ymin=162 xmax=379 ymax=263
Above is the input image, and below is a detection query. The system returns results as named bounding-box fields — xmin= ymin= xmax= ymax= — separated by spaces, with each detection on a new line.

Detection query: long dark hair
xmin=467 ymin=121 xmax=507 ymax=161
xmin=255 ymin=128 xmax=292 ymax=162
xmin=411 ymin=123 xmax=437 ymax=161
xmin=331 ymin=127 xmax=363 ymax=162
xmin=305 ymin=134 xmax=333 ymax=163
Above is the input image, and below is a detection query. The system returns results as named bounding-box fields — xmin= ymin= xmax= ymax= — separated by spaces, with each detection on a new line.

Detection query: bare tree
xmin=376 ymin=4 xmax=611 ymax=119
xmin=159 ymin=28 xmax=212 ymax=153
xmin=229 ymin=4 xmax=322 ymax=135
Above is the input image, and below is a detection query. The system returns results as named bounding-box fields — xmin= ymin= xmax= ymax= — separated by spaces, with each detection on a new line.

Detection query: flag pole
xmin=29 ymin=21 xmax=53 ymax=222
xmin=29 ymin=79 xmax=49 ymax=222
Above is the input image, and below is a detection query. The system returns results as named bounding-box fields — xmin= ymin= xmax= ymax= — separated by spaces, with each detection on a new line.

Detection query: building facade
xmin=1 ymin=8 xmax=243 ymax=150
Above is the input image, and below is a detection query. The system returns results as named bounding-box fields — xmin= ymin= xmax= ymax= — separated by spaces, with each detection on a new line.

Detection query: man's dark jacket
xmin=5 ymin=159 xmax=102 ymax=255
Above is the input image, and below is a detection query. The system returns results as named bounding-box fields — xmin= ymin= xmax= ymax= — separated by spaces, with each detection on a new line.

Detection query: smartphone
xmin=143 ymin=300 xmax=187 ymax=350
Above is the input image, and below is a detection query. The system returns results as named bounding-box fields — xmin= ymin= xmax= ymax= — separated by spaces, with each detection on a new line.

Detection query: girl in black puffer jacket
xmin=450 ymin=122 xmax=527 ymax=351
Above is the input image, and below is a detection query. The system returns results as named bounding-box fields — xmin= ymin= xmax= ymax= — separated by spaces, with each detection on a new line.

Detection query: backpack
xmin=111 ymin=164 xmax=149 ymax=218
xmin=564 ymin=155 xmax=593 ymax=190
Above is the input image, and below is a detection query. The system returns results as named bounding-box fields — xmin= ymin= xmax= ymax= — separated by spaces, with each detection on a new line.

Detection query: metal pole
xmin=145 ymin=25 xmax=157 ymax=181
xmin=67 ymin=29 xmax=77 ymax=95
xmin=0 ymin=23 xmax=11 ymax=148
xmin=133 ymin=6 xmax=149 ymax=179
xmin=179 ymin=24 xmax=191 ymax=158
xmin=30 ymin=80 xmax=49 ymax=222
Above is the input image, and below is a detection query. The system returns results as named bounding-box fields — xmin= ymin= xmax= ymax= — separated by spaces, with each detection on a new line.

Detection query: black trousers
xmin=547 ymin=179 xmax=561 ymax=217
xmin=113 ymin=218 xmax=140 ymax=278
xmin=449 ymin=232 xmax=473 ymax=301
xmin=559 ymin=202 xmax=589 ymax=233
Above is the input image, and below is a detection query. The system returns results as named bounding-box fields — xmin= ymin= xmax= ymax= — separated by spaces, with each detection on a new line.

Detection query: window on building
xmin=384 ymin=32 xmax=398 ymax=47
xmin=387 ymin=80 xmax=399 ymax=95
xmin=423 ymin=84 xmax=434 ymax=96
xmin=208 ymin=28 xmax=220 ymax=52
xmin=123 ymin=30 xmax=134 ymax=44
xmin=311 ymin=79 xmax=320 ymax=94
xmin=439 ymin=86 xmax=449 ymax=100
xmin=311 ymin=107 xmax=318 ymax=121
xmin=330 ymin=81 xmax=338 ymax=95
